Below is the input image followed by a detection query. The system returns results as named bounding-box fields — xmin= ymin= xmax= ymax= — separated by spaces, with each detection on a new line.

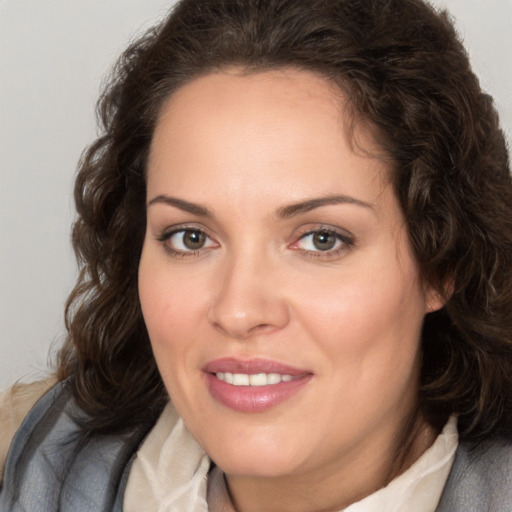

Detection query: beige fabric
xmin=0 ymin=376 xmax=58 ymax=483
xmin=124 ymin=402 xmax=210 ymax=512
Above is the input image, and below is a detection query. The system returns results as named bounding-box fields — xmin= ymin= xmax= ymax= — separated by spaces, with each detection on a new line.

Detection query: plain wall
xmin=1 ymin=0 xmax=511 ymax=389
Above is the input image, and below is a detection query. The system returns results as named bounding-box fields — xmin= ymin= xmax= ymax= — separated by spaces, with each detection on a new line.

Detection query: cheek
xmin=294 ymin=266 xmax=425 ymax=425
xmin=292 ymin=259 xmax=425 ymax=365
xmin=139 ymin=254 xmax=209 ymax=415
xmin=138 ymin=249 xmax=202 ymax=368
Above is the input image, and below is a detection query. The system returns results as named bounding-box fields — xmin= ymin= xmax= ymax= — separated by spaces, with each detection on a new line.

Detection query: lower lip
xmin=204 ymin=373 xmax=312 ymax=413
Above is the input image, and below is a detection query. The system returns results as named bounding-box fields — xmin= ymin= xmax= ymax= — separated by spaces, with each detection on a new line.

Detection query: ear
xmin=423 ymin=279 xmax=452 ymax=314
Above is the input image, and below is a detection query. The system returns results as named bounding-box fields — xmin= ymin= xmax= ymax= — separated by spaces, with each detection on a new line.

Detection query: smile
xmin=215 ymin=372 xmax=296 ymax=386
xmin=203 ymin=358 xmax=312 ymax=412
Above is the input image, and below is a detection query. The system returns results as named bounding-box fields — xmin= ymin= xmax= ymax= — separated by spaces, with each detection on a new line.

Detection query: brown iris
xmin=182 ymin=230 xmax=207 ymax=250
xmin=312 ymin=230 xmax=338 ymax=251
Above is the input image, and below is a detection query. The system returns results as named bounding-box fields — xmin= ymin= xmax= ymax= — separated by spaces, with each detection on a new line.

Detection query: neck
xmin=225 ymin=412 xmax=438 ymax=512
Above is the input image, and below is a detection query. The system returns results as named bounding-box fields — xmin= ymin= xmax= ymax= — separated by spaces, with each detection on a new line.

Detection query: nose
xmin=207 ymin=251 xmax=290 ymax=340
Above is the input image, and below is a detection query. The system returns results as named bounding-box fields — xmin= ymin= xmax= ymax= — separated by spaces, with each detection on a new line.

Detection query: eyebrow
xmin=275 ymin=195 xmax=375 ymax=218
xmin=147 ymin=195 xmax=214 ymax=218
xmin=147 ymin=193 xmax=374 ymax=219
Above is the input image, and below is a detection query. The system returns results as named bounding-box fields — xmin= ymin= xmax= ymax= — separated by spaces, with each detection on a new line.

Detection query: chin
xmin=203 ymin=430 xmax=307 ymax=478
xmin=216 ymin=455 xmax=303 ymax=479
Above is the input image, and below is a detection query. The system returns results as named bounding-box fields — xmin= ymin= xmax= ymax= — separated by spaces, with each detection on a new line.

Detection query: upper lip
xmin=203 ymin=357 xmax=311 ymax=376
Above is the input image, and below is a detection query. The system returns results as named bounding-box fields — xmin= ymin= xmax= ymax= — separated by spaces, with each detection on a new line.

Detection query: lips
xmin=202 ymin=358 xmax=313 ymax=413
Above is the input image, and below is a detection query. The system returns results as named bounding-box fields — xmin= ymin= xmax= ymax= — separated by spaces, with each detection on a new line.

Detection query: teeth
xmin=267 ymin=373 xmax=282 ymax=385
xmin=233 ymin=373 xmax=250 ymax=386
xmin=215 ymin=372 xmax=295 ymax=386
xmin=249 ymin=373 xmax=267 ymax=386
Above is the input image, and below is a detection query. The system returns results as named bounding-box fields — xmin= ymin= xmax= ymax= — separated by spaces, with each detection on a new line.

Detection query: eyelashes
xmin=291 ymin=228 xmax=354 ymax=258
xmin=156 ymin=227 xmax=218 ymax=257
xmin=156 ymin=225 xmax=354 ymax=260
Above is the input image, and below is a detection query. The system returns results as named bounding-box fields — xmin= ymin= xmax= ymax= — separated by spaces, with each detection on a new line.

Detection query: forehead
xmin=150 ymin=68 xmax=345 ymax=158
xmin=147 ymin=68 xmax=390 ymax=210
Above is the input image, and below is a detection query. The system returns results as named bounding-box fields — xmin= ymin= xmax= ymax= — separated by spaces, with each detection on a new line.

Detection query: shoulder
xmin=437 ymin=436 xmax=512 ymax=511
xmin=0 ymin=379 xmax=154 ymax=512
xmin=0 ymin=376 xmax=58 ymax=483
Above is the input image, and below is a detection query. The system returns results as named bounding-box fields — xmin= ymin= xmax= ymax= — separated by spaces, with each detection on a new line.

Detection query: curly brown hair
xmin=58 ymin=0 xmax=512 ymax=442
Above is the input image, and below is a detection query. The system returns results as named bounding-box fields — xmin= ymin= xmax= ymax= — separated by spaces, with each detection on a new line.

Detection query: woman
xmin=1 ymin=0 xmax=511 ymax=510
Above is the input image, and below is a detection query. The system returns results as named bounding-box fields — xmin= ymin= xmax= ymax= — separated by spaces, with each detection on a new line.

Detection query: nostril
xmin=251 ymin=323 xmax=271 ymax=331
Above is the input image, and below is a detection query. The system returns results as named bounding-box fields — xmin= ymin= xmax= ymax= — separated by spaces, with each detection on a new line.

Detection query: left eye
xmin=295 ymin=230 xmax=347 ymax=252
xmin=166 ymin=229 xmax=217 ymax=252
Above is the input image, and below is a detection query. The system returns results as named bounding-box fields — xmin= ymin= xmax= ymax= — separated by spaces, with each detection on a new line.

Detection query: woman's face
xmin=139 ymin=69 xmax=437 ymax=488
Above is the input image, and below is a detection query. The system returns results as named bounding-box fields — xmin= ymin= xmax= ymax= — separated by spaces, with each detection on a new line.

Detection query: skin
xmin=138 ymin=68 xmax=442 ymax=512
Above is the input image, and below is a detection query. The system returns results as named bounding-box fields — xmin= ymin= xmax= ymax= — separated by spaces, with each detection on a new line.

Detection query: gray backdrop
xmin=1 ymin=0 xmax=511 ymax=389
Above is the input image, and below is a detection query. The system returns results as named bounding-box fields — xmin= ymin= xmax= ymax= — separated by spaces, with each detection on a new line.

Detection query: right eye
xmin=158 ymin=228 xmax=218 ymax=255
